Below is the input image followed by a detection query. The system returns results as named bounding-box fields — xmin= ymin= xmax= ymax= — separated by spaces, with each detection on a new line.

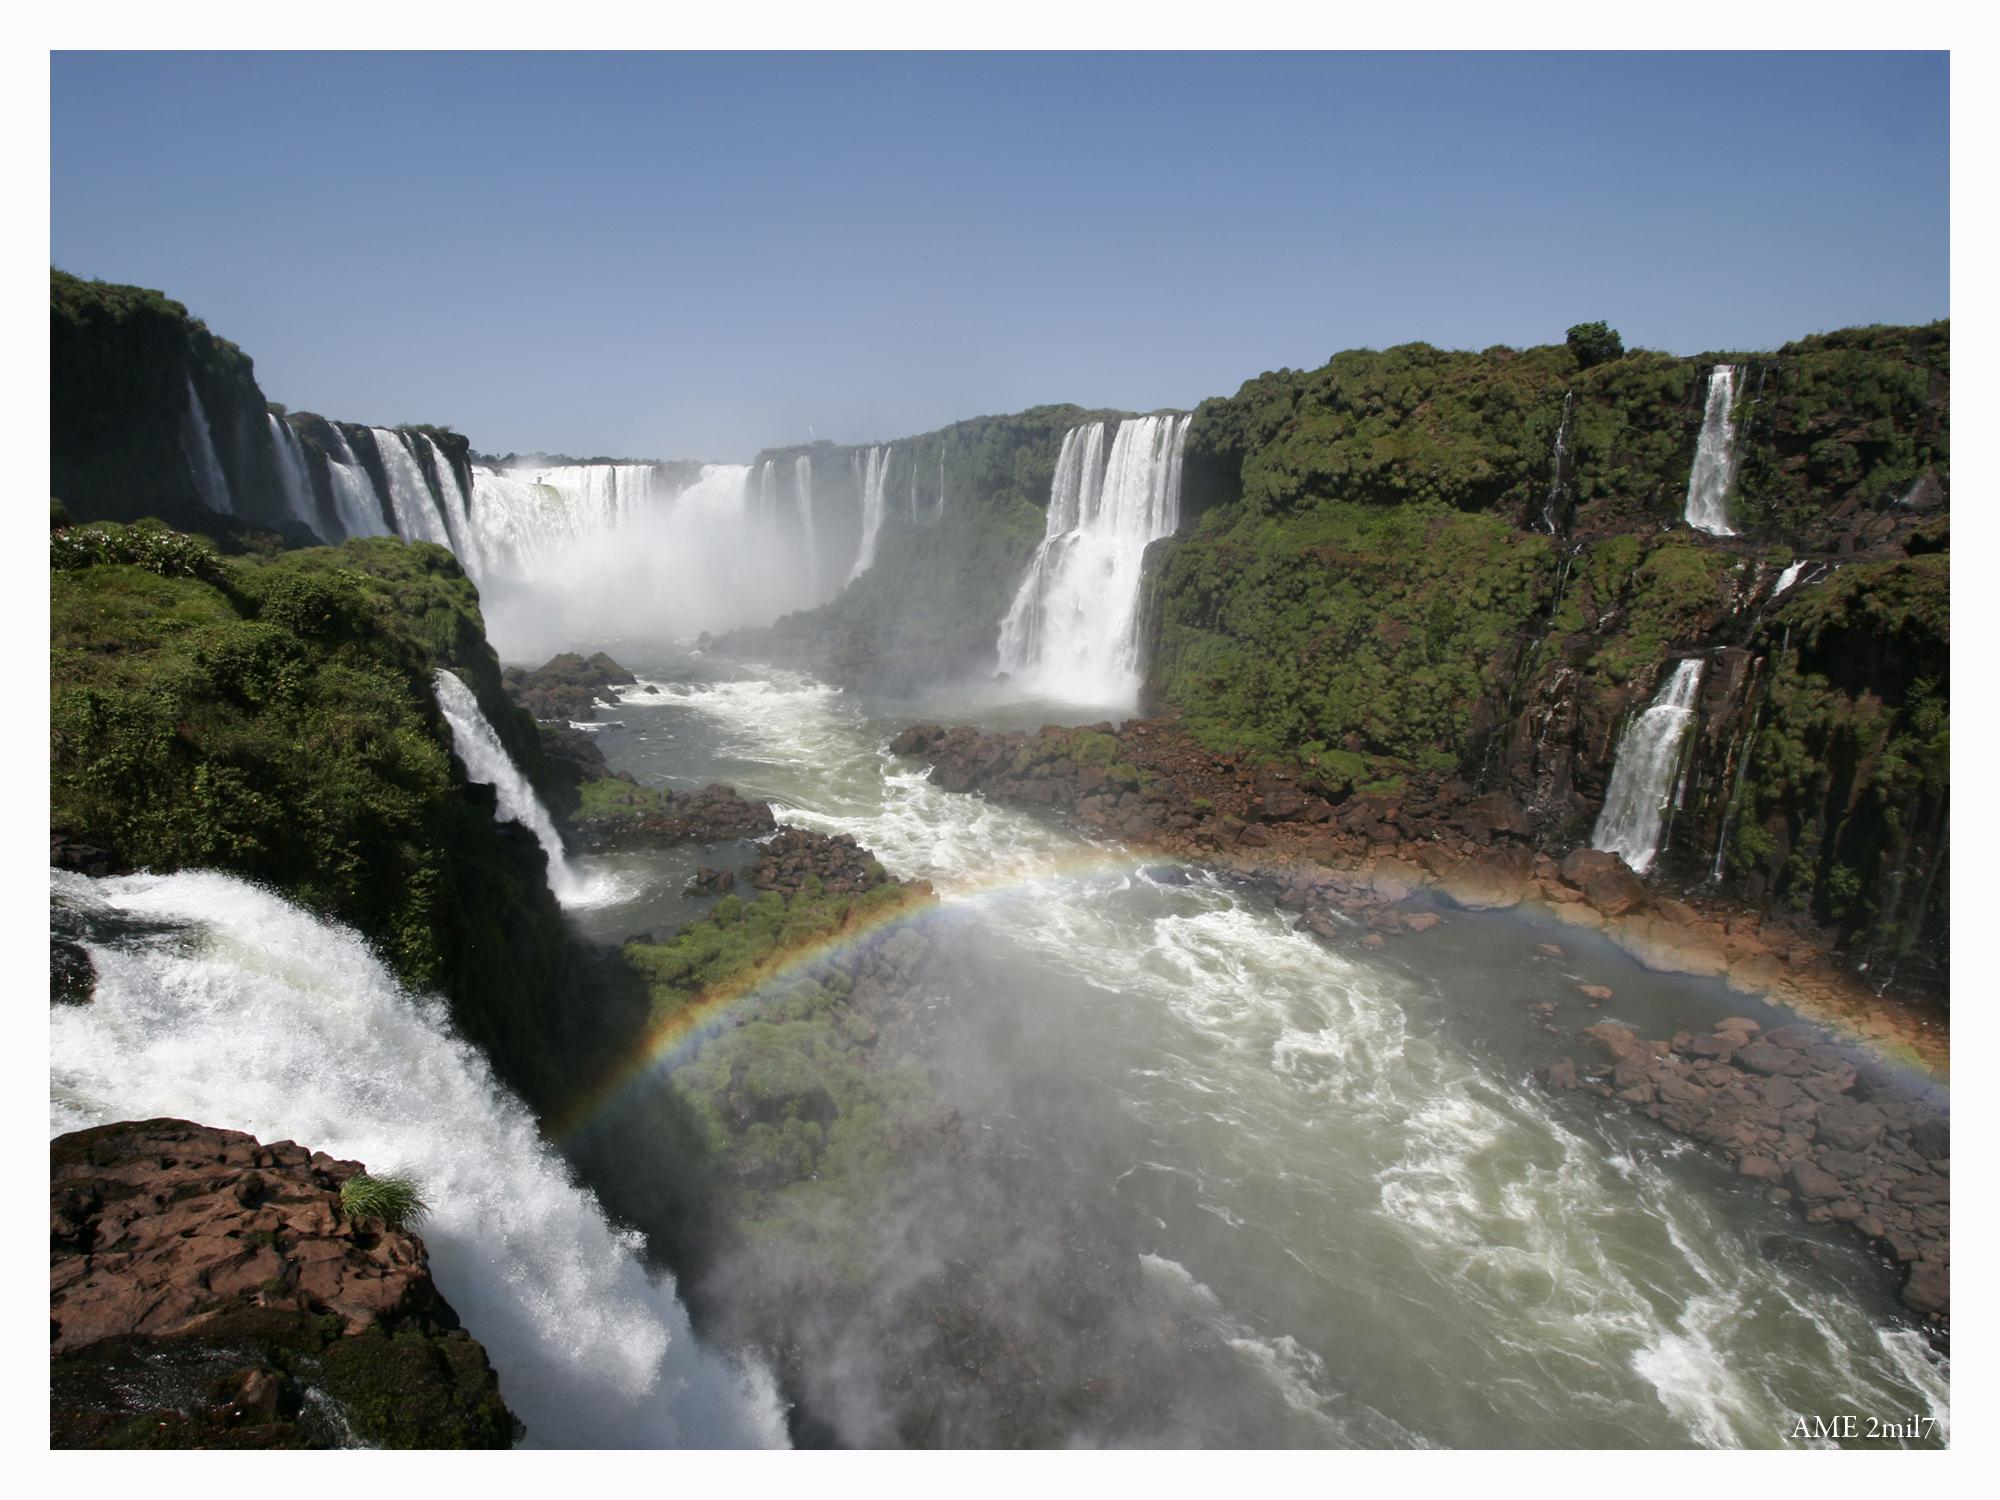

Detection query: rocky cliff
xmin=51 ymin=1119 xmax=519 ymax=1448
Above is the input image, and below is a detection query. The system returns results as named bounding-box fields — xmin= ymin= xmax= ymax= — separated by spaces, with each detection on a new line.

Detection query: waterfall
xmin=48 ymin=867 xmax=787 ymax=1449
xmin=936 ymin=446 xmax=947 ymax=521
xmin=996 ymin=413 xmax=1191 ymax=706
xmin=847 ymin=445 xmax=892 ymax=583
xmin=1541 ymin=392 xmax=1573 ymax=534
xmin=372 ymin=428 xmax=454 ymax=550
xmin=1685 ymin=366 xmax=1741 ymax=536
xmin=431 ymin=668 xmax=594 ymax=905
xmin=323 ymin=428 xmax=392 ymax=540
xmin=908 ymin=460 xmax=918 ymax=522
xmin=267 ymin=414 xmax=318 ymax=532
xmin=180 ymin=378 xmax=233 ymax=516
xmin=1772 ymin=560 xmax=1807 ymax=598
xmin=1592 ymin=659 xmax=1706 ymax=875
xmin=466 ymin=464 xmax=668 ymax=584
xmin=423 ymin=436 xmax=480 ymax=575
xmin=794 ymin=456 xmax=817 ymax=592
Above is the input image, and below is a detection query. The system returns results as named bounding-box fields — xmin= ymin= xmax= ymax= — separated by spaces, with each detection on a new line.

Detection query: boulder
xmin=1787 ymin=1160 xmax=1846 ymax=1201
xmin=1558 ymin=848 xmax=1651 ymax=917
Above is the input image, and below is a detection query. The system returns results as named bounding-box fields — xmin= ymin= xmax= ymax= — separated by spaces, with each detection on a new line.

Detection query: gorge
xmin=48 ymin=270 xmax=1950 ymax=1449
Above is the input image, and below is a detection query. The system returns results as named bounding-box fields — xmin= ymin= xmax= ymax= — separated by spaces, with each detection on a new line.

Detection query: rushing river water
xmin=550 ymin=644 xmax=1949 ymax=1448
xmin=50 ymin=640 xmax=1949 ymax=1449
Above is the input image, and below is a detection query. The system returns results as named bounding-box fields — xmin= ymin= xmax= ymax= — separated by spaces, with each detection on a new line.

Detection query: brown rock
xmin=1558 ymin=848 xmax=1651 ymax=917
xmin=1788 ymin=1160 xmax=1846 ymax=1201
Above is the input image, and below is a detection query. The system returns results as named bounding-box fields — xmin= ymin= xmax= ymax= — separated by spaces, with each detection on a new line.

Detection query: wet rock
xmin=1815 ymin=1101 xmax=1888 ymax=1151
xmin=502 ymin=651 xmax=635 ymax=723
xmin=1901 ymin=1261 xmax=1950 ymax=1318
xmin=1787 ymin=1160 xmax=1846 ymax=1201
xmin=50 ymin=1119 xmax=518 ymax=1448
xmin=1558 ymin=848 xmax=1650 ymax=917
xmin=1760 ymin=1235 xmax=1821 ymax=1272
xmin=52 ymin=936 xmax=95 ymax=1005
xmin=1738 ymin=1155 xmax=1784 ymax=1183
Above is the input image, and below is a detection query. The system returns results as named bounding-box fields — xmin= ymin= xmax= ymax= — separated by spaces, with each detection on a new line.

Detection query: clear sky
xmin=51 ymin=51 xmax=1948 ymax=462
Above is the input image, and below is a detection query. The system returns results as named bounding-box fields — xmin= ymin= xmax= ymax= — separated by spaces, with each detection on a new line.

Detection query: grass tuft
xmin=339 ymin=1172 xmax=430 ymax=1231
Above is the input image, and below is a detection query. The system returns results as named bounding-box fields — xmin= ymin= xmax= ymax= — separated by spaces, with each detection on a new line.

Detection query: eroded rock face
xmin=50 ymin=1119 xmax=519 ymax=1449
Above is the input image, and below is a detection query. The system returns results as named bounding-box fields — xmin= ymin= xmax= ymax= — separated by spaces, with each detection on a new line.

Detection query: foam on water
xmin=49 ymin=869 xmax=787 ymax=1448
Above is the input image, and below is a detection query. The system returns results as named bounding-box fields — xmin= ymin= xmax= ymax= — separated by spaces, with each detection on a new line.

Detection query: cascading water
xmin=180 ymin=378 xmax=233 ymax=516
xmin=423 ymin=436 xmax=481 ymax=574
xmin=996 ymin=413 xmax=1191 ymax=706
xmin=1541 ymin=392 xmax=1573 ymax=534
xmin=1685 ymin=366 xmax=1741 ymax=536
xmin=1772 ymin=560 xmax=1808 ymax=597
xmin=372 ymin=428 xmax=455 ymax=550
xmin=48 ymin=867 xmax=787 ymax=1449
xmin=847 ymin=445 xmax=892 ymax=583
xmin=267 ymin=413 xmax=318 ymax=533
xmin=465 ymin=464 xmax=667 ymax=583
xmin=793 ymin=456 xmax=817 ymax=592
xmin=1592 ymin=659 xmax=1706 ymax=874
xmin=322 ymin=428 xmax=392 ymax=540
xmin=432 ymin=668 xmax=601 ymax=905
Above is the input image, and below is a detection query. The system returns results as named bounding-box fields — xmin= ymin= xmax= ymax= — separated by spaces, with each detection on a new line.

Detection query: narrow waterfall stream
xmin=1592 ymin=660 xmax=1707 ymax=874
xmin=1685 ymin=367 xmax=1741 ymax=536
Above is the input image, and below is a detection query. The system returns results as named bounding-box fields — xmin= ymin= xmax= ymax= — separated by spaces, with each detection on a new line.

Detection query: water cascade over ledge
xmin=996 ymin=413 xmax=1191 ymax=707
xmin=1685 ymin=366 xmax=1741 ymax=536
xmin=48 ymin=868 xmax=788 ymax=1449
xmin=1592 ymin=659 xmax=1707 ymax=874
xmin=432 ymin=669 xmax=600 ymax=905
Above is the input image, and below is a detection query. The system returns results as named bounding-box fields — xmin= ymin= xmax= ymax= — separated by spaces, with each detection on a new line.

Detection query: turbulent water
xmin=1592 ymin=660 xmax=1706 ymax=875
xmin=547 ymin=648 xmax=1947 ymax=1448
xmin=1685 ymin=366 xmax=1741 ymax=536
xmin=996 ymin=414 xmax=1192 ymax=708
xmin=48 ymin=869 xmax=787 ymax=1448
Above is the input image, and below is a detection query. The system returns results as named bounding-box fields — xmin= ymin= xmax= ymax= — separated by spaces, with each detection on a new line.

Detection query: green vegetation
xmin=1566 ymin=321 xmax=1625 ymax=369
xmin=618 ymin=877 xmax=937 ymax=1268
xmin=50 ymin=523 xmax=582 ymax=1102
xmin=339 ymin=1173 xmax=431 ymax=1231
xmin=1729 ymin=556 xmax=1948 ymax=959
xmin=1145 ymin=500 xmax=1555 ymax=769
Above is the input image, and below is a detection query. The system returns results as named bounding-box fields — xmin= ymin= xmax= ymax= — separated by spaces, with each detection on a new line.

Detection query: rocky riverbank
xmin=888 ymin=718 xmax=1946 ymax=1067
xmin=1542 ymin=1014 xmax=1948 ymax=1329
xmin=51 ymin=1118 xmax=519 ymax=1448
xmin=889 ymin=716 xmax=1950 ymax=1328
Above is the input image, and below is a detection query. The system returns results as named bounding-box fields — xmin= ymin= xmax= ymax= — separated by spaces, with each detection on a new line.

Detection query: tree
xmin=1566 ymin=321 xmax=1625 ymax=369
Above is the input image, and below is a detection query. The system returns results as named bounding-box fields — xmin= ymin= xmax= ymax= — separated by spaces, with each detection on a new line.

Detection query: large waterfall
xmin=996 ymin=413 xmax=1191 ymax=706
xmin=49 ymin=867 xmax=788 ymax=1449
xmin=371 ymin=427 xmax=456 ymax=551
xmin=1684 ymin=366 xmax=1741 ymax=536
xmin=1592 ymin=659 xmax=1706 ymax=874
xmin=180 ymin=378 xmax=233 ymax=516
xmin=432 ymin=669 xmax=600 ymax=906
xmin=847 ymin=445 xmax=892 ymax=583
xmin=794 ymin=456 xmax=817 ymax=591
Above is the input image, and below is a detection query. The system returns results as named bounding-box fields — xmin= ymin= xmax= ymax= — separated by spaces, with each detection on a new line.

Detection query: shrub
xmin=339 ymin=1173 xmax=430 ymax=1231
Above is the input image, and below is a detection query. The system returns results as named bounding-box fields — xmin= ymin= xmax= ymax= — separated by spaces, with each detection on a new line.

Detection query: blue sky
xmin=51 ymin=52 xmax=1948 ymax=461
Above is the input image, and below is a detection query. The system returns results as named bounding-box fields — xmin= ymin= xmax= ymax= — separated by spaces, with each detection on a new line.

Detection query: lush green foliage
xmin=1729 ymin=556 xmax=1948 ymax=958
xmin=50 ymin=526 xmax=582 ymax=1102
xmin=1566 ymin=321 xmax=1625 ymax=369
xmin=1145 ymin=501 xmax=1555 ymax=771
xmin=339 ymin=1172 xmax=431 ymax=1230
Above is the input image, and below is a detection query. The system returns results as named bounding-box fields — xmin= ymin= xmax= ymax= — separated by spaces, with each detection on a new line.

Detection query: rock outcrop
xmin=51 ymin=1119 xmax=519 ymax=1448
xmin=1537 ymin=1021 xmax=1949 ymax=1329
xmin=570 ymin=778 xmax=777 ymax=853
xmin=503 ymin=650 xmax=637 ymax=723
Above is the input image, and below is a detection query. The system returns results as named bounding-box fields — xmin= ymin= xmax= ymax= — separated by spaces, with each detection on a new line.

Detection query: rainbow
xmin=550 ymin=843 xmax=1176 ymax=1139
xmin=552 ymin=835 xmax=1948 ymax=1140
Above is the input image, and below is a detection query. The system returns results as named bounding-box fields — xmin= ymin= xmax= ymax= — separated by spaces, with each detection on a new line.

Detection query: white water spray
xmin=847 ymin=445 xmax=892 ymax=583
xmin=1592 ymin=659 xmax=1706 ymax=874
xmin=267 ymin=414 xmax=318 ymax=533
xmin=431 ymin=669 xmax=605 ymax=906
xmin=1685 ymin=367 xmax=1741 ymax=536
xmin=322 ymin=428 xmax=392 ymax=540
xmin=371 ymin=429 xmax=454 ymax=550
xmin=48 ymin=868 xmax=787 ymax=1449
xmin=996 ymin=413 xmax=1191 ymax=706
